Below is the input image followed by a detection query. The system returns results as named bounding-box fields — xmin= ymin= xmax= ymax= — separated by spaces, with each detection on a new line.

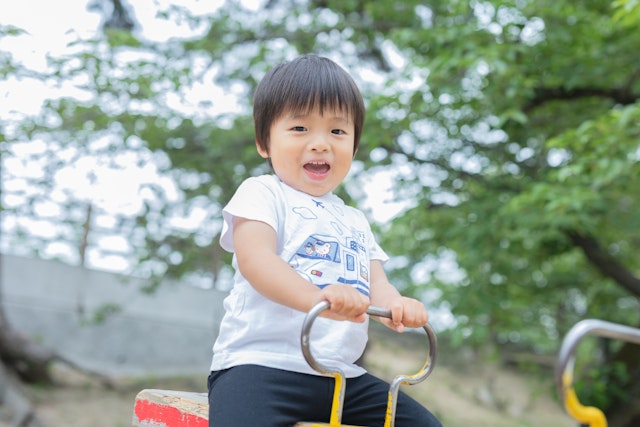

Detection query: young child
xmin=208 ymin=54 xmax=442 ymax=427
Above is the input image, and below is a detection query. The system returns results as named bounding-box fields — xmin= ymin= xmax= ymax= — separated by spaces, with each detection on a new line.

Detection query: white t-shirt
xmin=211 ymin=174 xmax=388 ymax=377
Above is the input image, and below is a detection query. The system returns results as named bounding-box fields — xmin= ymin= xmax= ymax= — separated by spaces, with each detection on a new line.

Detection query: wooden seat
xmin=132 ymin=389 xmax=208 ymax=427
xmin=132 ymin=389 xmax=367 ymax=427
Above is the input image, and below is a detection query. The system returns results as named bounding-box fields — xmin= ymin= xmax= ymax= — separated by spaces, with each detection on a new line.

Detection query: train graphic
xmin=289 ymin=234 xmax=370 ymax=296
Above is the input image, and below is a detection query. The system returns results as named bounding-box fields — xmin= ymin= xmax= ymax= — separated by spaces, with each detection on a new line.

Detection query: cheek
xmin=337 ymin=146 xmax=355 ymax=162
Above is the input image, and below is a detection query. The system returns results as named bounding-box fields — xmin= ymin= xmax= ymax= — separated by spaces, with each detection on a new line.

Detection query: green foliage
xmin=577 ymin=359 xmax=631 ymax=410
xmin=104 ymin=27 xmax=142 ymax=48
xmin=84 ymin=303 xmax=123 ymax=325
xmin=613 ymin=0 xmax=640 ymax=26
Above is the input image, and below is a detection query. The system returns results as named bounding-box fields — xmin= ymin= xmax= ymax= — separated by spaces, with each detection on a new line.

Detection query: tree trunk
xmin=567 ymin=231 xmax=640 ymax=427
xmin=604 ymin=341 xmax=640 ymax=427
xmin=0 ymin=360 xmax=47 ymax=427
xmin=0 ymin=309 xmax=56 ymax=385
xmin=0 ymin=253 xmax=55 ymax=384
xmin=0 ymin=291 xmax=115 ymax=427
xmin=0 ymin=269 xmax=51 ymax=426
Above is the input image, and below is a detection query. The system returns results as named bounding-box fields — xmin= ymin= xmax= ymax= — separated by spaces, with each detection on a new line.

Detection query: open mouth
xmin=303 ymin=161 xmax=331 ymax=175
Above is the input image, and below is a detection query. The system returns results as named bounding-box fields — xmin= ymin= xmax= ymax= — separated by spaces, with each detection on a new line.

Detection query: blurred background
xmin=1 ymin=1 xmax=639 ymax=426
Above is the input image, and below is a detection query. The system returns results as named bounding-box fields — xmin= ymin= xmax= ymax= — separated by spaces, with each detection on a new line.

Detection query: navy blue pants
xmin=208 ymin=365 xmax=442 ymax=427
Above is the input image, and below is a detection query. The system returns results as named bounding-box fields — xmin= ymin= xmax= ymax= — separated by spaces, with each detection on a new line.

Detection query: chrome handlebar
xmin=300 ymin=301 xmax=437 ymax=426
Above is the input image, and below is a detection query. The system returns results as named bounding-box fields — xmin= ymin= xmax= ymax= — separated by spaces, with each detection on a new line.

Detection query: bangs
xmin=274 ymin=61 xmax=362 ymax=121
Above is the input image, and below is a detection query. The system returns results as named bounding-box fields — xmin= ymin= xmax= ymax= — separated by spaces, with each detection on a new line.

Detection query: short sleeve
xmin=219 ymin=177 xmax=280 ymax=252
xmin=365 ymin=221 xmax=389 ymax=263
xmin=369 ymin=238 xmax=389 ymax=263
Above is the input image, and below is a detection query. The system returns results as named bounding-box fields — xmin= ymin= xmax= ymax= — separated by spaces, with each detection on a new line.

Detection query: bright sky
xmin=1 ymin=0 xmax=202 ymax=270
xmin=1 ymin=0 xmax=410 ymax=272
xmin=0 ymin=0 xmax=231 ymax=115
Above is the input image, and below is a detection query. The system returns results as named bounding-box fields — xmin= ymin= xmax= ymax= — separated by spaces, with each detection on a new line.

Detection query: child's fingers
xmin=319 ymin=284 xmax=369 ymax=322
xmin=380 ymin=298 xmax=429 ymax=331
xmin=380 ymin=317 xmax=404 ymax=333
xmin=400 ymin=298 xmax=429 ymax=327
xmin=388 ymin=300 xmax=405 ymax=329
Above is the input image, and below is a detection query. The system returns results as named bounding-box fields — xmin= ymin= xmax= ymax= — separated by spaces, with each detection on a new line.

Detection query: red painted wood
xmin=134 ymin=398 xmax=208 ymax=427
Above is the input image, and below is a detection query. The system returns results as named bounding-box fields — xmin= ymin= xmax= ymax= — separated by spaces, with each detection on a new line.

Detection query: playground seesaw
xmin=132 ymin=304 xmax=640 ymax=427
xmin=132 ymin=301 xmax=436 ymax=427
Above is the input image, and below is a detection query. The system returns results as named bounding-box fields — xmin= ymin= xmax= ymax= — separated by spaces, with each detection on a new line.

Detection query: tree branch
xmin=379 ymin=142 xmax=523 ymax=193
xmin=525 ymin=86 xmax=639 ymax=112
xmin=567 ymin=231 xmax=640 ymax=297
xmin=103 ymin=0 xmax=135 ymax=31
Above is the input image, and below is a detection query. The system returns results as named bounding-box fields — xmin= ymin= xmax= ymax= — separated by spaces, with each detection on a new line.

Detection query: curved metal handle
xmin=556 ymin=319 xmax=640 ymax=427
xmin=300 ymin=300 xmax=437 ymax=427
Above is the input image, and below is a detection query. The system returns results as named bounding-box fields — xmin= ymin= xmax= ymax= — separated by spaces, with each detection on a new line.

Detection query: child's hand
xmin=317 ymin=284 xmax=369 ymax=323
xmin=379 ymin=297 xmax=429 ymax=333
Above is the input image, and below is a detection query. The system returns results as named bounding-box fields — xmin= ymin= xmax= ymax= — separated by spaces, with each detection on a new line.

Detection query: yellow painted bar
xmin=562 ymin=373 xmax=607 ymax=427
xmin=329 ymin=373 xmax=344 ymax=426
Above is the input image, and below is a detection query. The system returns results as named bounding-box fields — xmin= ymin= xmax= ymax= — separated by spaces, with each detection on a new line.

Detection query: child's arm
xmin=368 ymin=260 xmax=429 ymax=332
xmin=233 ymin=216 xmax=369 ymax=322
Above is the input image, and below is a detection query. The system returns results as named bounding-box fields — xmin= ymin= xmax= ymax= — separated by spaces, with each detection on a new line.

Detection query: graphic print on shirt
xmin=288 ymin=199 xmax=370 ymax=296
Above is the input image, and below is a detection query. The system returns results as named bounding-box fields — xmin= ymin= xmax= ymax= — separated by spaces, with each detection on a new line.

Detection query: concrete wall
xmin=0 ymin=254 xmax=227 ymax=378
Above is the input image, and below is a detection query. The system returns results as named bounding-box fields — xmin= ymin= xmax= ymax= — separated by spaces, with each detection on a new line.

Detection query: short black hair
xmin=253 ymin=54 xmax=365 ymax=155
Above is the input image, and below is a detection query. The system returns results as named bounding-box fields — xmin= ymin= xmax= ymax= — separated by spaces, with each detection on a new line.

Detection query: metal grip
xmin=300 ymin=301 xmax=438 ymax=426
xmin=301 ymin=301 xmax=437 ymax=379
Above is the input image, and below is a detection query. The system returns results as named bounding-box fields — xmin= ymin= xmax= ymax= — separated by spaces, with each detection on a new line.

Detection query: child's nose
xmin=309 ymin=133 xmax=330 ymax=152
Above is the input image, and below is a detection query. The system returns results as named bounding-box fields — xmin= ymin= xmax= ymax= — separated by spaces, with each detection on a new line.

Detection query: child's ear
xmin=256 ymin=139 xmax=269 ymax=158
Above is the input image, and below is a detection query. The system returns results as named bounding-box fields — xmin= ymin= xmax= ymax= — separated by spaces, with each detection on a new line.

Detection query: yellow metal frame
xmin=556 ymin=319 xmax=640 ymax=427
xmin=295 ymin=301 xmax=437 ymax=427
xmin=561 ymin=372 xmax=606 ymax=427
xmin=294 ymin=372 xmax=351 ymax=427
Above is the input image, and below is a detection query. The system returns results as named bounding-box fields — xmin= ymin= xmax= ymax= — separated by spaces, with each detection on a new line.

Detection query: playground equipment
xmin=132 ymin=308 xmax=640 ymax=427
xmin=555 ymin=319 xmax=640 ymax=427
xmin=294 ymin=301 xmax=437 ymax=427
xmin=132 ymin=301 xmax=437 ymax=427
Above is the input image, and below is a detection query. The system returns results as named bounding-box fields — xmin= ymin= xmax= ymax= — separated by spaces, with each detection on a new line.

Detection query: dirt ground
xmin=19 ymin=328 xmax=575 ymax=427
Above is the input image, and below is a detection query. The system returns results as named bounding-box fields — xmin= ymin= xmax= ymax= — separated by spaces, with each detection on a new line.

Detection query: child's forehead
xmin=279 ymin=103 xmax=353 ymax=121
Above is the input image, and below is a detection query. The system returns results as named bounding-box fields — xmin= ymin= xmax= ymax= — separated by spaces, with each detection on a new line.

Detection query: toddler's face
xmin=258 ymin=107 xmax=355 ymax=197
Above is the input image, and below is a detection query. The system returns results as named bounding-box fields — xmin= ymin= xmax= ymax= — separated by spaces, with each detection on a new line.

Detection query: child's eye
xmin=292 ymin=126 xmax=307 ymax=132
xmin=331 ymin=129 xmax=346 ymax=135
